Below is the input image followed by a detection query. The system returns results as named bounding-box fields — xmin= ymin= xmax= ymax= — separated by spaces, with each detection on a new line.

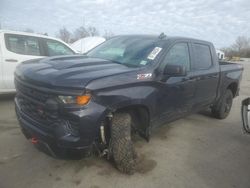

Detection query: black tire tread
xmin=111 ymin=112 xmax=136 ymax=174
xmin=212 ymin=89 xmax=233 ymax=119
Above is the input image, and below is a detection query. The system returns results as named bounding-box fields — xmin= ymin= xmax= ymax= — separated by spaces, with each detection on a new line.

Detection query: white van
xmin=71 ymin=37 xmax=106 ymax=53
xmin=0 ymin=30 xmax=77 ymax=94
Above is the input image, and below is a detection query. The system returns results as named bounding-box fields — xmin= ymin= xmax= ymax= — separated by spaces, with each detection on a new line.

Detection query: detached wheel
xmin=110 ymin=112 xmax=136 ymax=174
xmin=212 ymin=89 xmax=233 ymax=119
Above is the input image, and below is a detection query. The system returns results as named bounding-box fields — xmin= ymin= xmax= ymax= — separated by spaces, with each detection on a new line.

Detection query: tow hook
xmin=31 ymin=137 xmax=38 ymax=144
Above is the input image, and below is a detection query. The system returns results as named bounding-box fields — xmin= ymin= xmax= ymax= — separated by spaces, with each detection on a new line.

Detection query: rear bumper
xmin=15 ymin=97 xmax=106 ymax=157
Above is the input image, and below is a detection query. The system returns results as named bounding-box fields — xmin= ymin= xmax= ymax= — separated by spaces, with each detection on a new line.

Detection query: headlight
xmin=58 ymin=94 xmax=91 ymax=105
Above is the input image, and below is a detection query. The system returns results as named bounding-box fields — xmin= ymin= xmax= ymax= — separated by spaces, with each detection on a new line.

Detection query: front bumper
xmin=15 ymin=96 xmax=106 ymax=158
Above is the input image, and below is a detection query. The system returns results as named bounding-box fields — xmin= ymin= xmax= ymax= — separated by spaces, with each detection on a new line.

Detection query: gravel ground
xmin=0 ymin=62 xmax=250 ymax=188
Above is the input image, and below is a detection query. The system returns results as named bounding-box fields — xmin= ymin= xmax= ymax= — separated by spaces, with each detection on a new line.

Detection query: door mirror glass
xmin=242 ymin=98 xmax=250 ymax=133
xmin=164 ymin=64 xmax=187 ymax=77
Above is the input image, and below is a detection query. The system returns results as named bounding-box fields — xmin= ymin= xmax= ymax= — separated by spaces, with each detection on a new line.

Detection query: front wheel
xmin=110 ymin=112 xmax=137 ymax=174
xmin=212 ymin=89 xmax=233 ymax=119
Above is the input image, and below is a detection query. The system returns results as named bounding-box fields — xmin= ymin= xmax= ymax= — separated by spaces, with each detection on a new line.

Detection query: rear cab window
xmin=44 ymin=39 xmax=75 ymax=56
xmin=192 ymin=43 xmax=213 ymax=70
xmin=5 ymin=34 xmax=42 ymax=56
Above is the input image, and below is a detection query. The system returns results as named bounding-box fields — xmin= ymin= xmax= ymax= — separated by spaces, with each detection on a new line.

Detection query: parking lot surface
xmin=0 ymin=62 xmax=250 ymax=188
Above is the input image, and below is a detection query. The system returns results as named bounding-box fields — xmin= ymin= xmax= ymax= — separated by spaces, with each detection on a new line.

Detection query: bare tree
xmin=57 ymin=27 xmax=71 ymax=43
xmin=223 ymin=36 xmax=250 ymax=58
xmin=73 ymin=26 xmax=89 ymax=41
xmin=103 ymin=30 xmax=114 ymax=39
xmin=87 ymin=26 xmax=99 ymax=36
xmin=221 ymin=47 xmax=234 ymax=59
xmin=231 ymin=36 xmax=250 ymax=52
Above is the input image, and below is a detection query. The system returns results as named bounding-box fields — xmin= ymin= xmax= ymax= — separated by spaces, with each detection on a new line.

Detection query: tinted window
xmin=45 ymin=40 xmax=74 ymax=56
xmin=5 ymin=34 xmax=41 ymax=56
xmin=160 ymin=43 xmax=190 ymax=71
xmin=193 ymin=43 xmax=212 ymax=69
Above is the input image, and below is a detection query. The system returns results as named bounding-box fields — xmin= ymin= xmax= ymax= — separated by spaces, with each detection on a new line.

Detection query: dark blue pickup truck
xmin=14 ymin=34 xmax=243 ymax=174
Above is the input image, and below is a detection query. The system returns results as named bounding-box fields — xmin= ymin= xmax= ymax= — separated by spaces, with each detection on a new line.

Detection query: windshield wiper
xmin=122 ymin=63 xmax=139 ymax=68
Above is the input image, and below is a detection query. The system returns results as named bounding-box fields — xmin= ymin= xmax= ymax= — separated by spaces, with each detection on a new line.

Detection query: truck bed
xmin=219 ymin=60 xmax=243 ymax=72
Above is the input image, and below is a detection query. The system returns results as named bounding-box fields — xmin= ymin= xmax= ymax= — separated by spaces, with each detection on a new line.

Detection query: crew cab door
xmin=155 ymin=42 xmax=195 ymax=124
xmin=2 ymin=34 xmax=44 ymax=90
xmin=190 ymin=43 xmax=220 ymax=110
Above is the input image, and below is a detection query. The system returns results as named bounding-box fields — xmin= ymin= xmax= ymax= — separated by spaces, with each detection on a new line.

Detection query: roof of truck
xmin=112 ymin=34 xmax=213 ymax=45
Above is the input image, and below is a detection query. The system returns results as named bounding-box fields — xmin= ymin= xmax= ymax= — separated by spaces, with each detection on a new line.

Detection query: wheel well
xmin=227 ymin=82 xmax=238 ymax=97
xmin=115 ymin=105 xmax=150 ymax=135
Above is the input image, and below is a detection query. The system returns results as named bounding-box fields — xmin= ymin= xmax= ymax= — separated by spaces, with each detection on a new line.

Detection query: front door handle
xmin=5 ymin=59 xmax=18 ymax=62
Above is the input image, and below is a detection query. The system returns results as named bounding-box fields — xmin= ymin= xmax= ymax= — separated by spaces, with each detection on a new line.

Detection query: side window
xmin=45 ymin=40 xmax=74 ymax=56
xmin=161 ymin=43 xmax=190 ymax=71
xmin=193 ymin=43 xmax=212 ymax=70
xmin=5 ymin=34 xmax=41 ymax=56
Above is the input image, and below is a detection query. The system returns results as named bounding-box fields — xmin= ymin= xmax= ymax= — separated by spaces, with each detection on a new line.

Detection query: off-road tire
xmin=110 ymin=112 xmax=136 ymax=174
xmin=212 ymin=89 xmax=233 ymax=119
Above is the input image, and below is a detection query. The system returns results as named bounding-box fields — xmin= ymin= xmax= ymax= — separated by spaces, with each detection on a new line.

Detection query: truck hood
xmin=15 ymin=56 xmax=138 ymax=91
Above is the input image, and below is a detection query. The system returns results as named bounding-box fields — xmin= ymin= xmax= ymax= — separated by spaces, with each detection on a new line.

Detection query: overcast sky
xmin=1 ymin=0 xmax=250 ymax=48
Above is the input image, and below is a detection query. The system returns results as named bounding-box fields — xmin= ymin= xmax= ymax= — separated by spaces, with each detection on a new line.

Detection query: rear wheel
xmin=212 ymin=89 xmax=233 ymax=119
xmin=110 ymin=112 xmax=137 ymax=174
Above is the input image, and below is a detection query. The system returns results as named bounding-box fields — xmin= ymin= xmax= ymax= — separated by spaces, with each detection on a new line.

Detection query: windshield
xmin=87 ymin=36 xmax=162 ymax=67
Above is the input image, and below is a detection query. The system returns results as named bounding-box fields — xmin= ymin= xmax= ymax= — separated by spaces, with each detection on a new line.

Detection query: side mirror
xmin=164 ymin=64 xmax=187 ymax=77
xmin=242 ymin=98 xmax=250 ymax=133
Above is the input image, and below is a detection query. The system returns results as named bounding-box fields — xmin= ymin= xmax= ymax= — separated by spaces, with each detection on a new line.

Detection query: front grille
xmin=15 ymin=79 xmax=50 ymax=103
xmin=18 ymin=97 xmax=58 ymax=126
xmin=15 ymin=79 xmax=59 ymax=127
xmin=15 ymin=79 xmax=80 ymax=136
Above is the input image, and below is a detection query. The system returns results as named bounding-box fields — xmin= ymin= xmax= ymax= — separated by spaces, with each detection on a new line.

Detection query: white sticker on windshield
xmin=147 ymin=47 xmax=162 ymax=60
xmin=140 ymin=60 xmax=148 ymax=65
xmin=137 ymin=73 xmax=152 ymax=80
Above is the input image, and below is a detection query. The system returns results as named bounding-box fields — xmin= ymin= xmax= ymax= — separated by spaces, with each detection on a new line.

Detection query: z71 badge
xmin=137 ymin=73 xmax=152 ymax=80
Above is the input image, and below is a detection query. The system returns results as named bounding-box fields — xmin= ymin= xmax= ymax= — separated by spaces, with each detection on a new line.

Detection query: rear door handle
xmin=189 ymin=76 xmax=201 ymax=81
xmin=5 ymin=59 xmax=18 ymax=62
